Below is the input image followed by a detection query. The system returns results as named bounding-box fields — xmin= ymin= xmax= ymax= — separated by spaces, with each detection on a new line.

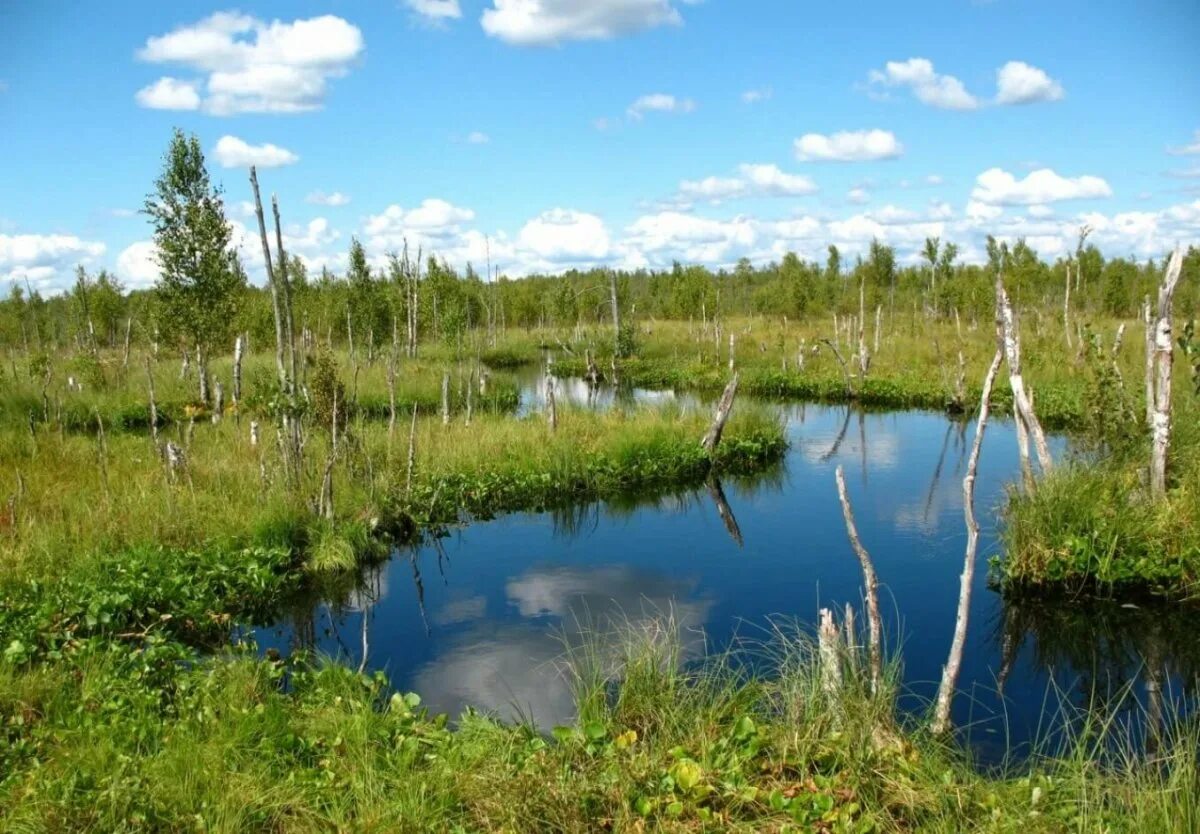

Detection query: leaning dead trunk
xmin=1150 ymin=249 xmax=1184 ymax=497
xmin=931 ymin=347 xmax=1004 ymax=735
xmin=700 ymin=373 xmax=739 ymax=456
xmin=997 ymin=276 xmax=1053 ymax=477
xmin=834 ymin=465 xmax=883 ymax=695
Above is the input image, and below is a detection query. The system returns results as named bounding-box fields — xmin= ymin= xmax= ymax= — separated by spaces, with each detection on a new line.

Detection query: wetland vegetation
xmin=0 ymin=130 xmax=1197 ymax=831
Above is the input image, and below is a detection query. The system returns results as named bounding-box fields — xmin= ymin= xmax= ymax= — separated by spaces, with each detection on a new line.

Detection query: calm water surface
xmin=257 ymin=378 xmax=1196 ymax=759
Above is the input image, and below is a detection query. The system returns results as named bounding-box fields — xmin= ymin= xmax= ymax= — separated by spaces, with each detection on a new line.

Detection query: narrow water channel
xmin=256 ymin=377 xmax=1196 ymax=762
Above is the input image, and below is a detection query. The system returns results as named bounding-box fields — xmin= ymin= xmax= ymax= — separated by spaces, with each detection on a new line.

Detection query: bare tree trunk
xmin=145 ymin=356 xmax=159 ymax=448
xmin=121 ymin=317 xmax=133 ymax=370
xmin=609 ymin=270 xmax=621 ymax=356
xmin=701 ymin=373 xmax=739 ymax=456
xmin=406 ymin=404 xmax=418 ymax=496
xmin=997 ymin=277 xmax=1053 ymax=476
xmin=441 ymin=371 xmax=450 ymax=426
xmin=197 ymin=346 xmax=209 ymax=405
xmin=1143 ymin=296 xmax=1155 ymax=428
xmin=820 ymin=339 xmax=854 ymax=397
xmin=931 ymin=347 xmax=1004 ymax=735
xmin=818 ymin=608 xmax=842 ymax=699
xmin=386 ymin=354 xmax=397 ymax=441
xmin=834 ymin=465 xmax=883 ymax=695
xmin=1063 ymin=262 xmax=1072 ymax=349
xmin=250 ymin=167 xmax=288 ymax=394
xmin=728 ymin=332 xmax=735 ymax=371
xmin=233 ymin=334 xmax=244 ymax=422
xmin=272 ymin=195 xmax=298 ymax=390
xmin=546 ymin=373 xmax=557 ymax=432
xmin=465 ymin=366 xmax=474 ymax=426
xmin=1150 ymin=249 xmax=1184 ymax=496
xmin=857 ymin=279 xmax=870 ymax=377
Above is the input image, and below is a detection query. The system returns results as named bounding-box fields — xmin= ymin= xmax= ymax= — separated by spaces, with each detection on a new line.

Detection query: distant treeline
xmin=3 ymin=237 xmax=1198 ymax=357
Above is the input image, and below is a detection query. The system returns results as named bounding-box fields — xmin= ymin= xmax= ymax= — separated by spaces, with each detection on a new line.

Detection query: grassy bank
xmin=3 ymin=614 xmax=1195 ymax=832
xmin=999 ymin=391 xmax=1200 ymax=598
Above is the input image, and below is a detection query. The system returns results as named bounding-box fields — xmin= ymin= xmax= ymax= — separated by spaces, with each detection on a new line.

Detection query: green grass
xmin=2 ymin=615 xmax=1195 ymax=832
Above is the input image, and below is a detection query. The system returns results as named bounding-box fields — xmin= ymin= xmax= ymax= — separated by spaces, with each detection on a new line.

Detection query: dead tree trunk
xmin=406 ymin=404 xmax=418 ymax=497
xmin=145 ymin=356 xmax=159 ymax=448
xmin=818 ymin=608 xmax=843 ymax=699
xmin=252 ymin=169 xmax=288 ymax=395
xmin=700 ymin=373 xmax=739 ymax=456
xmin=834 ymin=465 xmax=883 ymax=695
xmin=386 ymin=354 xmax=398 ymax=441
xmin=609 ymin=270 xmax=621 ymax=356
xmin=931 ymin=347 xmax=1004 ymax=735
xmin=1150 ymin=249 xmax=1184 ymax=496
xmin=997 ymin=276 xmax=1053 ymax=477
xmin=1063 ymin=262 xmax=1073 ymax=349
xmin=1143 ymin=295 xmax=1155 ymax=428
xmin=121 ymin=317 xmax=133 ymax=370
xmin=441 ymin=371 xmax=450 ymax=426
xmin=546 ymin=374 xmax=557 ymax=432
xmin=233 ymin=334 xmax=244 ymax=422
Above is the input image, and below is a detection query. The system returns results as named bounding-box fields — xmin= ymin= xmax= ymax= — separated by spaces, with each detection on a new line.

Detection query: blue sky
xmin=1 ymin=0 xmax=1198 ymax=293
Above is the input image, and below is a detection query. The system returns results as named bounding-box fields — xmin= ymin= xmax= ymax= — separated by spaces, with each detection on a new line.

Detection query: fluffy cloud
xmin=868 ymin=58 xmax=978 ymax=110
xmin=306 ymin=191 xmax=351 ymax=207
xmin=115 ymin=241 xmax=160 ymax=289
xmin=627 ymin=93 xmax=695 ymax=119
xmin=136 ymin=12 xmax=364 ymax=115
xmin=405 ymin=0 xmax=462 ymax=22
xmin=623 ymin=211 xmax=757 ymax=266
xmin=741 ymin=87 xmax=772 ymax=104
xmin=465 ymin=131 xmax=490 ymax=144
xmin=678 ymin=163 xmax=817 ymax=202
xmin=517 ymin=209 xmax=611 ymax=263
xmin=133 ymin=76 xmax=200 ymax=110
xmin=212 ymin=136 xmax=299 ymax=168
xmin=847 ymin=187 xmax=869 ymax=204
xmin=1168 ymin=130 xmax=1200 ymax=156
xmin=971 ymin=167 xmax=1111 ymax=205
xmin=794 ymin=129 xmax=902 ymax=162
xmin=0 ymin=234 xmax=106 ymax=291
xmin=994 ymin=61 xmax=1064 ymax=105
xmin=481 ymin=0 xmax=688 ymax=46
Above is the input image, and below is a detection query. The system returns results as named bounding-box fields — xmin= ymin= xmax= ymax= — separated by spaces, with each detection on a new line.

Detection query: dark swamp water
xmin=256 ymin=372 xmax=1197 ymax=761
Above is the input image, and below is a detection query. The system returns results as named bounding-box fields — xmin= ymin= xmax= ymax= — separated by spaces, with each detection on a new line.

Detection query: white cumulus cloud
xmin=481 ymin=0 xmax=688 ymax=46
xmin=971 ymin=167 xmax=1111 ymax=205
xmin=678 ymin=163 xmax=817 ymax=202
xmin=0 ymin=234 xmax=106 ymax=292
xmin=994 ymin=61 xmax=1064 ymax=105
xmin=136 ymin=12 xmax=364 ymax=115
xmin=212 ymin=136 xmax=299 ymax=168
xmin=867 ymin=58 xmax=978 ymax=110
xmin=794 ymin=129 xmax=903 ymax=162
xmin=116 ymin=241 xmax=160 ymax=289
xmin=517 ymin=209 xmax=611 ymax=262
xmin=134 ymin=77 xmax=200 ymax=110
